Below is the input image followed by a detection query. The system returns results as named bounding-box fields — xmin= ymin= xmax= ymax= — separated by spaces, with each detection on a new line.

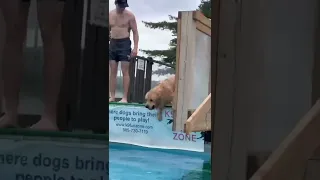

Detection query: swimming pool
xmin=110 ymin=143 xmax=211 ymax=180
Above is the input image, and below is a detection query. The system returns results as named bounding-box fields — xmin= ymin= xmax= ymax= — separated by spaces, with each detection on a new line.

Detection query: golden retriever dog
xmin=145 ymin=75 xmax=175 ymax=121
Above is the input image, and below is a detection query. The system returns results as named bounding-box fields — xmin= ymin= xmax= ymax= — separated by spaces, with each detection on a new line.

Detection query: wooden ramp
xmin=184 ymin=94 xmax=211 ymax=134
xmin=250 ymin=100 xmax=320 ymax=180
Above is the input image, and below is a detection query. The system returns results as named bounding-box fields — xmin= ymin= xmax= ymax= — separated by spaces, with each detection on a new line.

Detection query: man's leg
xmin=119 ymin=61 xmax=130 ymax=103
xmin=30 ymin=0 xmax=65 ymax=130
xmin=0 ymin=0 xmax=30 ymax=128
xmin=109 ymin=60 xmax=118 ymax=102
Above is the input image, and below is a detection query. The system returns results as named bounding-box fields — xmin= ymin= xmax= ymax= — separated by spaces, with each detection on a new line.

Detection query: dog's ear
xmin=155 ymin=97 xmax=161 ymax=107
xmin=145 ymin=92 xmax=149 ymax=99
xmin=154 ymin=91 xmax=162 ymax=106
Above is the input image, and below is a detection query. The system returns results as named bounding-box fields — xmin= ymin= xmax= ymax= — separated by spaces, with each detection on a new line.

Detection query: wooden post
xmin=135 ymin=57 xmax=145 ymax=103
xmin=174 ymin=11 xmax=211 ymax=132
xmin=0 ymin=9 xmax=4 ymax=114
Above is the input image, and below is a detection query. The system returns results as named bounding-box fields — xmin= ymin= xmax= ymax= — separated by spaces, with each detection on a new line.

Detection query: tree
xmin=141 ymin=0 xmax=211 ymax=75
xmin=198 ymin=0 xmax=212 ymax=19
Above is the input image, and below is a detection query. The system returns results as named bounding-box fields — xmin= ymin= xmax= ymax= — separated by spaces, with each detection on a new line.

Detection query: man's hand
xmin=131 ymin=48 xmax=138 ymax=57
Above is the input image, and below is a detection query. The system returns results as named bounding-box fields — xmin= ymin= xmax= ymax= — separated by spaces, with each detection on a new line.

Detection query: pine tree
xmin=141 ymin=0 xmax=211 ymax=75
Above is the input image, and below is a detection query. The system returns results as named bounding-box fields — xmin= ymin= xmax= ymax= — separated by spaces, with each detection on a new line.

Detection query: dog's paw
xmin=157 ymin=113 xmax=163 ymax=121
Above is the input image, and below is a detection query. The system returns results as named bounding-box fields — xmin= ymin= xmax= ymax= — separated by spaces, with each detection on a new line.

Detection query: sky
xmin=109 ymin=0 xmax=201 ymax=80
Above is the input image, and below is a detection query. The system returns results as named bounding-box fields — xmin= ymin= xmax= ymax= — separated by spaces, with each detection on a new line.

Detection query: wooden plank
xmin=305 ymin=3 xmax=320 ymax=180
xmin=193 ymin=11 xmax=211 ymax=29
xmin=227 ymin=0 xmax=253 ymax=178
xmin=0 ymin=10 xmax=4 ymax=114
xmin=174 ymin=12 xmax=188 ymax=131
xmin=58 ymin=0 xmax=84 ymax=130
xmin=173 ymin=12 xmax=182 ymax=130
xmin=189 ymin=112 xmax=211 ymax=133
xmin=77 ymin=23 xmax=97 ymax=130
xmin=174 ymin=11 xmax=196 ymax=131
xmin=312 ymin=1 xmax=320 ymax=105
xmin=174 ymin=10 xmax=211 ymax=132
xmin=184 ymin=94 xmax=211 ymax=134
xmin=196 ymin=21 xmax=211 ymax=36
xmin=211 ymin=0 xmax=241 ymax=178
xmin=210 ymin=0 xmax=220 ymax=174
xmin=250 ymin=100 xmax=320 ymax=180
xmin=93 ymin=26 xmax=109 ymax=132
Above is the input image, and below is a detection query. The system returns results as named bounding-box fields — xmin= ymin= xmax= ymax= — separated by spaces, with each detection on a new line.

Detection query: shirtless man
xmin=0 ymin=0 xmax=65 ymax=130
xmin=109 ymin=0 xmax=139 ymax=103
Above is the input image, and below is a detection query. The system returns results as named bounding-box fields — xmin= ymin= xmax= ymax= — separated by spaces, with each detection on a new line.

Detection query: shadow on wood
xmin=250 ymin=100 xmax=320 ymax=180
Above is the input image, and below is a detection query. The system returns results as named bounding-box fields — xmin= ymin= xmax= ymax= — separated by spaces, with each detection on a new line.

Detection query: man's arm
xmin=129 ymin=14 xmax=139 ymax=51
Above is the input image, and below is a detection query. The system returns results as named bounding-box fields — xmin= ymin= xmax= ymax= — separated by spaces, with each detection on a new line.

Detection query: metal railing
xmin=126 ymin=56 xmax=175 ymax=103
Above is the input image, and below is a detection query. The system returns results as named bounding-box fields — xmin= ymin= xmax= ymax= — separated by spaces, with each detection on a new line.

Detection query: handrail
xmin=127 ymin=55 xmax=175 ymax=103
xmin=132 ymin=56 xmax=175 ymax=69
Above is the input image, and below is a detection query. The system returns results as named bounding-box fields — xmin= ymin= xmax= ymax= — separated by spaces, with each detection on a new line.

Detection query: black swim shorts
xmin=109 ymin=38 xmax=132 ymax=62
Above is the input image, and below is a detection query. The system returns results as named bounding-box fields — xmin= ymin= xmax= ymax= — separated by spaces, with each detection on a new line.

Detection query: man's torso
xmin=109 ymin=9 xmax=132 ymax=39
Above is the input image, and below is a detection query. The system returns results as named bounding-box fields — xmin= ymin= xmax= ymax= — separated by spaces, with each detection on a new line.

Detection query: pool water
xmin=110 ymin=143 xmax=211 ymax=180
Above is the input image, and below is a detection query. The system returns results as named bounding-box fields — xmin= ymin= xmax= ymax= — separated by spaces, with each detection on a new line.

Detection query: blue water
xmin=109 ymin=143 xmax=211 ymax=180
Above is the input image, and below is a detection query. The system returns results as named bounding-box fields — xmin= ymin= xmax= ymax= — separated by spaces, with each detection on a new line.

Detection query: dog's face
xmin=145 ymin=91 xmax=160 ymax=110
